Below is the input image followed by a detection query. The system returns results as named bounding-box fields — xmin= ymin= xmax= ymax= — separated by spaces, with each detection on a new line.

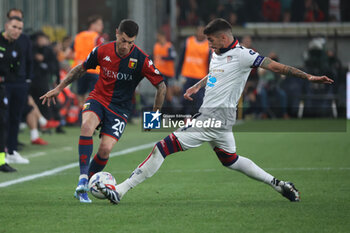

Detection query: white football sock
xmin=30 ymin=129 xmax=39 ymax=141
xmin=79 ymin=174 xmax=88 ymax=181
xmin=228 ymin=156 xmax=276 ymax=187
xmin=116 ymin=146 xmax=164 ymax=198
xmin=39 ymin=116 xmax=47 ymax=127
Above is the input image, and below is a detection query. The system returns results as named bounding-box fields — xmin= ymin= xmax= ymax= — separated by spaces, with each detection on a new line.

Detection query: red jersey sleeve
xmin=141 ymin=56 xmax=164 ymax=86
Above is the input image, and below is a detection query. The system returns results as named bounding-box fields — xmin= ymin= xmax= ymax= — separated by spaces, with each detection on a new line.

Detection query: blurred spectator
xmin=227 ymin=12 xmax=239 ymax=26
xmin=153 ymin=30 xmax=176 ymax=85
xmin=23 ymin=95 xmax=55 ymax=145
xmin=70 ymin=15 xmax=104 ymax=109
xmin=329 ymin=0 xmax=341 ymax=22
xmin=243 ymin=86 xmax=260 ymax=118
xmin=241 ymin=35 xmax=259 ymax=85
xmin=257 ymin=52 xmax=289 ymax=118
xmin=327 ymin=49 xmax=342 ymax=84
xmin=262 ymin=0 xmax=282 ymax=22
xmin=304 ymin=0 xmax=325 ymax=22
xmin=303 ymin=37 xmax=334 ymax=116
xmin=5 ymin=9 xmax=32 ymax=164
xmin=30 ymin=32 xmax=61 ymax=130
xmin=176 ymin=0 xmax=347 ymax=25
xmin=240 ymin=35 xmax=260 ymax=117
xmin=153 ymin=30 xmax=179 ymax=113
xmin=304 ymin=37 xmax=330 ymax=75
xmin=240 ymin=35 xmax=253 ymax=48
xmin=176 ymin=25 xmax=211 ymax=116
xmin=178 ymin=0 xmax=200 ymax=26
xmin=281 ymin=0 xmax=293 ymax=22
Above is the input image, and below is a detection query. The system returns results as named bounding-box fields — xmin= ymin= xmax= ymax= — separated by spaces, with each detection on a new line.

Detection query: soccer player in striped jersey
xmin=97 ymin=18 xmax=334 ymax=205
xmin=40 ymin=19 xmax=166 ymax=203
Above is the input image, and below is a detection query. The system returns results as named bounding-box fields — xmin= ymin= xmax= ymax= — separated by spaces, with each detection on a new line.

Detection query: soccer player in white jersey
xmin=97 ymin=18 xmax=334 ymax=204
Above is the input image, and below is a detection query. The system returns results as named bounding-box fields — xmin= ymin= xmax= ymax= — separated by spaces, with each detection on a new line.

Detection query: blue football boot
xmin=74 ymin=178 xmax=92 ymax=203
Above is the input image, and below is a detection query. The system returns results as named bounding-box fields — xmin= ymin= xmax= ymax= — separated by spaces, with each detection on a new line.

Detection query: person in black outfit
xmin=0 ymin=16 xmax=24 ymax=171
xmin=4 ymin=9 xmax=32 ymax=164
xmin=31 ymin=32 xmax=61 ymax=123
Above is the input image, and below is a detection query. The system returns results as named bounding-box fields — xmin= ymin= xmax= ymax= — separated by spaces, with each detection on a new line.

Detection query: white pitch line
xmin=0 ymin=142 xmax=156 ymax=188
xmin=24 ymin=147 xmax=73 ymax=159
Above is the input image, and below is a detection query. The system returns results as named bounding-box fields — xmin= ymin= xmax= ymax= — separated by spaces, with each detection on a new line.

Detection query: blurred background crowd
xmin=0 ymin=0 xmax=349 ymax=171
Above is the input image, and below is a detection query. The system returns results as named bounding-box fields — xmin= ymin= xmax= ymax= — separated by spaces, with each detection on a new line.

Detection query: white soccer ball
xmin=88 ymin=171 xmax=117 ymax=199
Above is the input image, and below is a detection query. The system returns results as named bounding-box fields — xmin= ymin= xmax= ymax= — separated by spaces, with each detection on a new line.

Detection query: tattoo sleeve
xmin=153 ymin=81 xmax=166 ymax=111
xmin=261 ymin=57 xmax=310 ymax=80
xmin=281 ymin=65 xmax=309 ymax=79
xmin=59 ymin=64 xmax=86 ymax=90
xmin=193 ymin=75 xmax=208 ymax=90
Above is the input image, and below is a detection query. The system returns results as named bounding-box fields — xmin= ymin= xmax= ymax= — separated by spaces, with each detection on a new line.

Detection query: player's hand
xmin=308 ymin=75 xmax=334 ymax=84
xmin=184 ymin=86 xmax=199 ymax=101
xmin=39 ymin=88 xmax=60 ymax=106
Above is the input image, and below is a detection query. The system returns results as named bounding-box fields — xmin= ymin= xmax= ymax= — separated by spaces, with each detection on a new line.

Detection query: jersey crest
xmin=128 ymin=58 xmax=138 ymax=69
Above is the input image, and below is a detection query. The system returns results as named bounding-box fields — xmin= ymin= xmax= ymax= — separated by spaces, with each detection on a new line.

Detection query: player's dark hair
xmin=87 ymin=15 xmax=103 ymax=27
xmin=7 ymin=16 xmax=23 ymax=23
xmin=7 ymin=8 xmax=24 ymax=19
xmin=204 ymin=18 xmax=232 ymax=35
xmin=118 ymin=19 xmax=139 ymax=37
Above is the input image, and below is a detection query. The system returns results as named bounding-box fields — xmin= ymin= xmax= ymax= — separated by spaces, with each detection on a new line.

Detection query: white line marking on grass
xmin=24 ymin=147 xmax=73 ymax=159
xmin=24 ymin=152 xmax=46 ymax=158
xmin=0 ymin=142 xmax=156 ymax=188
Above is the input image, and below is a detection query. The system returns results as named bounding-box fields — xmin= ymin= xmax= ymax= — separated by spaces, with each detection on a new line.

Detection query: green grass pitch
xmin=0 ymin=119 xmax=349 ymax=233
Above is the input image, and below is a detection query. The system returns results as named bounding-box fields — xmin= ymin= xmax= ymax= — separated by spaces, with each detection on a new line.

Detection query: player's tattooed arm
xmin=261 ymin=57 xmax=334 ymax=84
xmin=40 ymin=64 xmax=87 ymax=106
xmin=184 ymin=75 xmax=208 ymax=101
xmin=59 ymin=64 xmax=87 ymax=91
xmin=153 ymin=81 xmax=167 ymax=111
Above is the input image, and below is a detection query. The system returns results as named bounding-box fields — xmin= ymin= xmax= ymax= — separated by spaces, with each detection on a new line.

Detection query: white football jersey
xmin=199 ymin=42 xmax=265 ymax=125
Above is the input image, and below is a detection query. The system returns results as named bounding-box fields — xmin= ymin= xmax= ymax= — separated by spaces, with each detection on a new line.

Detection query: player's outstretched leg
xmin=112 ymin=133 xmax=182 ymax=202
xmin=214 ymin=147 xmax=300 ymax=202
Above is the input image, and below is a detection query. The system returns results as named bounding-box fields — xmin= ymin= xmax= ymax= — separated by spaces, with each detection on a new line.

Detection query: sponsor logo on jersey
xmin=207 ymin=75 xmax=217 ymax=87
xmin=128 ymin=58 xmax=138 ymax=69
xmin=103 ymin=56 xmax=112 ymax=62
xmin=211 ymin=69 xmax=224 ymax=73
xmin=102 ymin=67 xmax=133 ymax=81
xmin=143 ymin=110 xmax=162 ymax=129
xmin=227 ymin=56 xmax=232 ymax=63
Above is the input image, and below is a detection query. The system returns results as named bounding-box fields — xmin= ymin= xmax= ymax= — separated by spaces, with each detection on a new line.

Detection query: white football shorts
xmin=173 ymin=115 xmax=236 ymax=153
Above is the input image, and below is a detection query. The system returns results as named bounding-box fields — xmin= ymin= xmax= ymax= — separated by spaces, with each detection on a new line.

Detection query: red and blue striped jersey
xmin=83 ymin=41 xmax=164 ymax=116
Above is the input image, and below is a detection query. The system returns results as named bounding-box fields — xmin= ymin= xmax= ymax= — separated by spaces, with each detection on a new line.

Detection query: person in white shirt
xmin=97 ymin=18 xmax=334 ymax=204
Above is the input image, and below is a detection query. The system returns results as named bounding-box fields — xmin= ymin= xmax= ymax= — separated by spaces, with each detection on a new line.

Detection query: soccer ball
xmin=88 ymin=171 xmax=117 ymax=199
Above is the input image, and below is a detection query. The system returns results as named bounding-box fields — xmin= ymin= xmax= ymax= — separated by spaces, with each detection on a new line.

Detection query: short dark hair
xmin=118 ymin=19 xmax=139 ymax=37
xmin=203 ymin=18 xmax=232 ymax=35
xmin=7 ymin=8 xmax=24 ymax=19
xmin=7 ymin=16 xmax=23 ymax=23
xmin=87 ymin=15 xmax=102 ymax=27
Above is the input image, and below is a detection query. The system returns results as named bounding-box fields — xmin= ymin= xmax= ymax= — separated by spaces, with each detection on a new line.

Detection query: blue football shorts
xmin=82 ymin=99 xmax=127 ymax=141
